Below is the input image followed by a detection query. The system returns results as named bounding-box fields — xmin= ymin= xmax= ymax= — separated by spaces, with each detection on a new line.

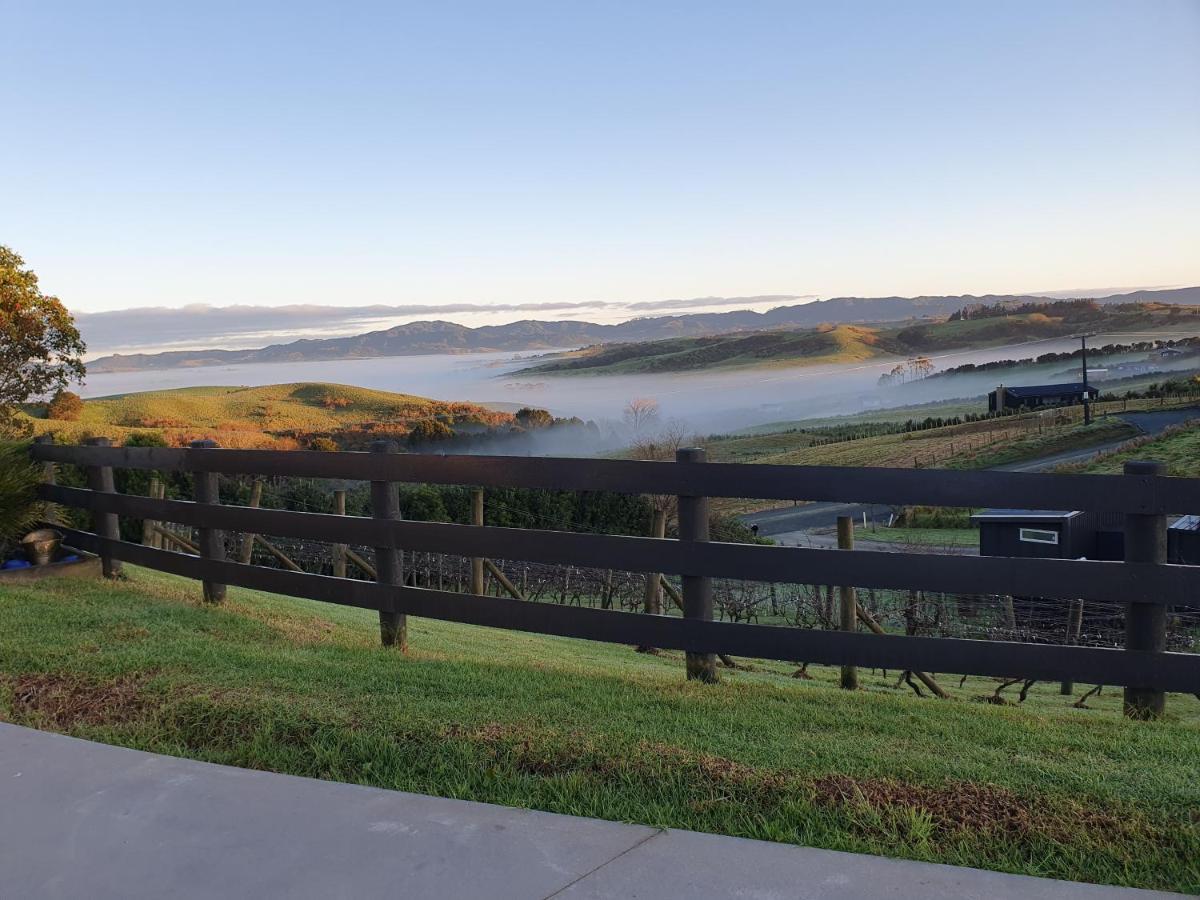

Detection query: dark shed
xmin=970 ymin=509 xmax=1099 ymax=559
xmin=1169 ymin=516 xmax=1200 ymax=565
xmin=973 ymin=510 xmax=1199 ymax=564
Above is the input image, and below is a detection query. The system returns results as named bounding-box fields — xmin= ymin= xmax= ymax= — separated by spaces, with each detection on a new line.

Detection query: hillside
xmin=23 ymin=383 xmax=510 ymax=449
xmin=519 ymin=325 xmax=895 ymax=375
xmin=1 ymin=568 xmax=1196 ymax=892
xmin=85 ymin=287 xmax=1200 ymax=373
xmin=1060 ymin=418 xmax=1200 ymax=478
xmin=519 ymin=304 xmax=1200 ymax=375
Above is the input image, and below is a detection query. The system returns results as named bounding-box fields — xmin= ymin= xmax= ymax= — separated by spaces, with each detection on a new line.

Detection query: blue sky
xmin=3 ymin=0 xmax=1198 ymax=317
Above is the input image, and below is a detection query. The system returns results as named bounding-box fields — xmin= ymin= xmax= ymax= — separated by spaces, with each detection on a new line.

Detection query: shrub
xmin=892 ymin=505 xmax=977 ymax=528
xmin=309 ymin=437 xmax=339 ymax=452
xmin=123 ymin=432 xmax=169 ymax=448
xmin=0 ymin=443 xmax=55 ymax=559
xmin=47 ymin=390 xmax=83 ymax=421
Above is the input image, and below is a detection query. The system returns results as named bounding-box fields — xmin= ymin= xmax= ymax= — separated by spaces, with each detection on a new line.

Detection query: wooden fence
xmin=29 ymin=437 xmax=1200 ymax=718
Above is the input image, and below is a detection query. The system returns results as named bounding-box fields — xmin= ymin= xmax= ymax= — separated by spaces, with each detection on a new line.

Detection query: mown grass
xmin=856 ymin=526 xmax=979 ymax=548
xmin=1 ymin=568 xmax=1198 ymax=892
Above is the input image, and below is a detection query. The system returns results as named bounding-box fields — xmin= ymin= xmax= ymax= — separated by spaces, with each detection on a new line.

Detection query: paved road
xmin=0 ymin=724 xmax=1176 ymax=899
xmin=742 ymin=407 xmax=1200 ymax=537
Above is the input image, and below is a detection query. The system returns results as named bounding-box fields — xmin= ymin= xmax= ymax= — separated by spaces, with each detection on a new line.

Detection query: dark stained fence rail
xmin=30 ymin=442 xmax=1200 ymax=514
xmin=38 ymin=484 xmax=1200 ymax=607
xmin=29 ymin=442 xmax=1200 ymax=710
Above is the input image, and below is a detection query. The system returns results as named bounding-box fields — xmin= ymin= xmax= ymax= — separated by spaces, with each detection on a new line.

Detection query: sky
xmin=2 ymin=0 xmax=1199 ymax=321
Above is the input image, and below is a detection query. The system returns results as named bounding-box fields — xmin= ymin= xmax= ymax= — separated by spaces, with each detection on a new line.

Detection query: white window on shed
xmin=1019 ymin=527 xmax=1058 ymax=545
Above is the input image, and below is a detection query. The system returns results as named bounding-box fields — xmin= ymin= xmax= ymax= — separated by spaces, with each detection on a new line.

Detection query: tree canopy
xmin=1 ymin=246 xmax=86 ymax=436
xmin=47 ymin=389 xmax=83 ymax=421
xmin=514 ymin=407 xmax=553 ymax=429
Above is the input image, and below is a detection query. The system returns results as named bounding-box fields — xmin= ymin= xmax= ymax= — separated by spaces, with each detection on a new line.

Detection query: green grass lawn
xmin=2 ymin=568 xmax=1198 ymax=891
xmin=856 ymin=526 xmax=979 ymax=548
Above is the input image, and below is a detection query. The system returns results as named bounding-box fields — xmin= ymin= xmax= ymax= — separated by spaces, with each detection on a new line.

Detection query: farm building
xmin=973 ymin=509 xmax=1200 ymax=564
xmin=971 ymin=509 xmax=1103 ymax=559
xmin=988 ymin=382 xmax=1099 ymax=413
xmin=1169 ymin=515 xmax=1200 ymax=565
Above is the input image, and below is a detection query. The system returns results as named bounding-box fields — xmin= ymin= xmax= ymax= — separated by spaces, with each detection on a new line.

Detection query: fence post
xmin=1060 ymin=599 xmax=1084 ymax=695
xmin=189 ymin=439 xmax=226 ymax=603
xmin=238 ymin=478 xmax=263 ymax=564
xmin=1123 ymin=460 xmax=1168 ymax=719
xmin=470 ymin=488 xmax=485 ymax=595
xmin=371 ymin=441 xmax=406 ymax=651
xmin=837 ymin=516 xmax=859 ymax=690
xmin=84 ymin=437 xmax=121 ymax=578
xmin=141 ymin=476 xmax=160 ymax=548
xmin=331 ymin=489 xmax=347 ymax=578
xmin=636 ymin=508 xmax=667 ymax=654
xmin=677 ymin=447 xmax=717 ymax=683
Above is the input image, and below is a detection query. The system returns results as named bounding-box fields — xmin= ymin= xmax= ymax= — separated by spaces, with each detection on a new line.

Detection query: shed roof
xmin=970 ymin=509 xmax=1081 ymax=522
xmin=996 ymin=383 xmax=1099 ymax=399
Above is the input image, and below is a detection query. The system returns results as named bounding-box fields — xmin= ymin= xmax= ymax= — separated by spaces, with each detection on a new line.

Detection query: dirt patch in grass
xmin=810 ymin=773 xmax=1147 ymax=847
xmin=5 ymin=672 xmax=152 ymax=728
xmin=813 ymin=774 xmax=1035 ymax=836
xmin=441 ymin=722 xmax=1151 ymax=848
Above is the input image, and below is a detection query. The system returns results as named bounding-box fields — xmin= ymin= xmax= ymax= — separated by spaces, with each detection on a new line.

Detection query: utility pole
xmin=1081 ymin=335 xmax=1092 ymax=426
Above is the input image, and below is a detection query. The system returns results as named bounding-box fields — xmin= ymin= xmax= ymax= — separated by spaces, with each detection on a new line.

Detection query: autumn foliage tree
xmin=1 ymin=246 xmax=86 ymax=437
xmin=47 ymin=389 xmax=83 ymax=421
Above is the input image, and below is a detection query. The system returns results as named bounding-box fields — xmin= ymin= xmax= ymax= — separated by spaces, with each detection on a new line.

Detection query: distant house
xmin=1157 ymin=347 xmax=1185 ymax=359
xmin=987 ymin=382 xmax=1099 ymax=413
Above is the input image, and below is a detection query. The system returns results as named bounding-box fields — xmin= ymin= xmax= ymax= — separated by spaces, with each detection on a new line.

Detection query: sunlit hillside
xmin=22 ymin=383 xmax=512 ymax=449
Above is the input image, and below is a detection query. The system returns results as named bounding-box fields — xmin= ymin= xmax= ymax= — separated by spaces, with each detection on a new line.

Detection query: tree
xmin=515 ymin=407 xmax=553 ymax=429
xmin=623 ymin=397 xmax=660 ymax=436
xmin=1 ymin=247 xmax=86 ymax=437
xmin=47 ymin=389 xmax=83 ymax=421
xmin=407 ymin=418 xmax=455 ymax=447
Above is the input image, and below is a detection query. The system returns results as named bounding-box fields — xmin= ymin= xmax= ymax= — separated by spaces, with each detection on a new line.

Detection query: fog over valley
xmin=76 ymin=330 xmax=1186 ymax=436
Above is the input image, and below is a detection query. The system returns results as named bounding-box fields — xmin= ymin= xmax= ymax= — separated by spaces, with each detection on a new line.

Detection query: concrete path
xmin=0 ymin=724 xmax=1177 ymax=899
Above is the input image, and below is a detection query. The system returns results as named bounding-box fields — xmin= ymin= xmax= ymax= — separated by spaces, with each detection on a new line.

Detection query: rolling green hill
xmin=517 ymin=325 xmax=895 ymax=375
xmin=22 ymin=383 xmax=510 ymax=448
xmin=517 ymin=304 xmax=1200 ymax=376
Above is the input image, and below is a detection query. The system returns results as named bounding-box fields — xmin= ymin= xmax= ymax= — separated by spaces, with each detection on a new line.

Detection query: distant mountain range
xmin=86 ymin=286 xmax=1200 ymax=374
